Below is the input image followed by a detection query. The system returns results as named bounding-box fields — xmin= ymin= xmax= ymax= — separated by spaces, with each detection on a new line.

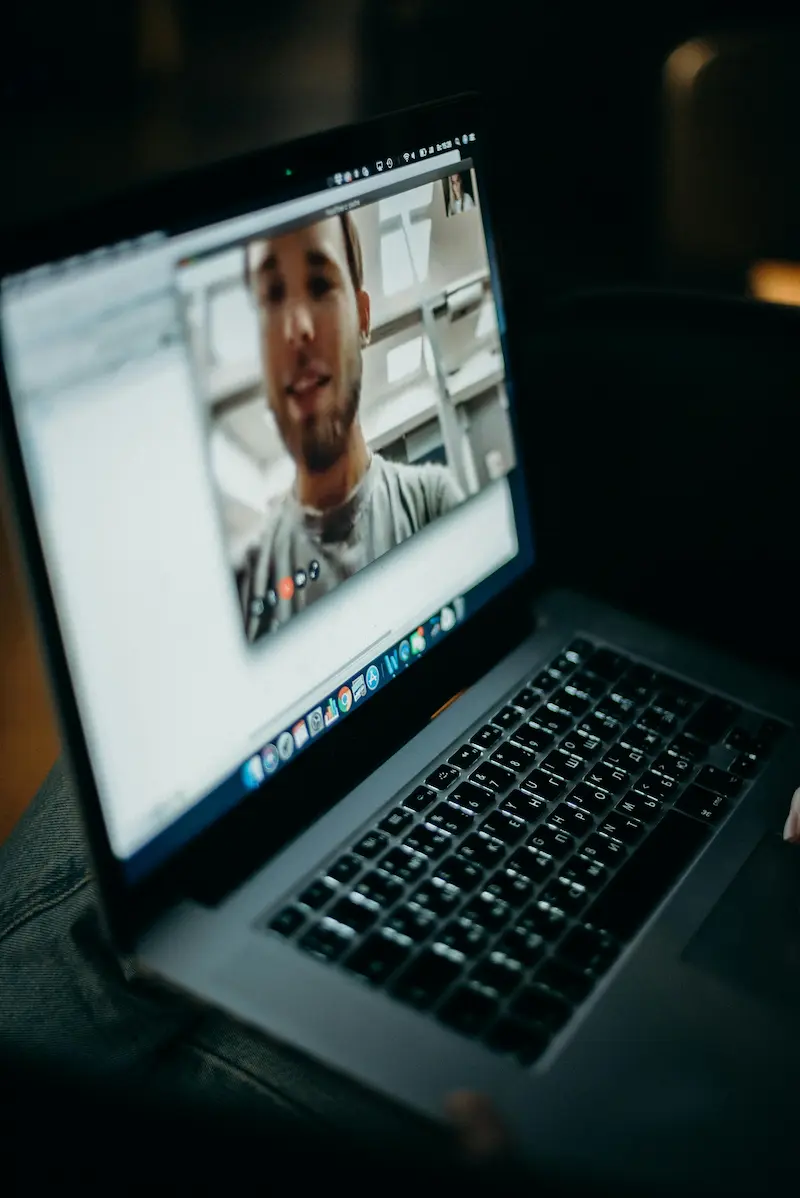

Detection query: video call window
xmin=176 ymin=169 xmax=516 ymax=647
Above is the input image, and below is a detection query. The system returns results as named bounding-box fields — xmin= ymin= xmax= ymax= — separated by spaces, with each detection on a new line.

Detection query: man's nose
xmin=283 ymin=299 xmax=314 ymax=345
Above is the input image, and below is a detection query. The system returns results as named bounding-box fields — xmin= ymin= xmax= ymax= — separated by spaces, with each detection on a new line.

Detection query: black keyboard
xmin=262 ymin=638 xmax=787 ymax=1067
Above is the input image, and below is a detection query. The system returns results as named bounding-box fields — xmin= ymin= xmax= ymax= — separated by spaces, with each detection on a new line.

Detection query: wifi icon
xmin=403 ymin=153 xmax=410 ymax=163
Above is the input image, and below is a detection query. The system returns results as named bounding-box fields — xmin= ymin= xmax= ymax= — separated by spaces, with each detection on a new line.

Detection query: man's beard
xmin=296 ymin=376 xmax=361 ymax=475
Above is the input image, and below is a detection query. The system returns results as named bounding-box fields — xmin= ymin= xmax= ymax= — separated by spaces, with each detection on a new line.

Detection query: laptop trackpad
xmin=683 ymin=833 xmax=800 ymax=1012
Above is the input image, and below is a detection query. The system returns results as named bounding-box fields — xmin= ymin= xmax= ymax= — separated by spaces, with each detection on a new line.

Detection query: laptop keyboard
xmin=262 ymin=638 xmax=787 ymax=1067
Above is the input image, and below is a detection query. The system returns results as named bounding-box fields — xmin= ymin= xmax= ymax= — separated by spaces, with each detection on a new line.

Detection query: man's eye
xmin=266 ymin=281 xmax=285 ymax=304
xmin=308 ymin=275 xmax=332 ymax=299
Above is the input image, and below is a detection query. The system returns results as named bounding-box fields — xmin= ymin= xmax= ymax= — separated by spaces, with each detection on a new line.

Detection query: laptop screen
xmin=1 ymin=127 xmax=533 ymax=882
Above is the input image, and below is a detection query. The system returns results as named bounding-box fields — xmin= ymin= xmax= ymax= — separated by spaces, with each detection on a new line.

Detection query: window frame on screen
xmin=0 ymin=95 xmax=542 ymax=951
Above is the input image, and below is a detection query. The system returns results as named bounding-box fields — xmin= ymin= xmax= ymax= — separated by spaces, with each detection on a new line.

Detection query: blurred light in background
xmin=748 ymin=260 xmax=800 ymax=306
xmin=664 ymin=39 xmax=716 ymax=90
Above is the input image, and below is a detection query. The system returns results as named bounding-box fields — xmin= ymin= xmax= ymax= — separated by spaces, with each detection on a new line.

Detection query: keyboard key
xmin=583 ymin=763 xmax=628 ymax=795
xmin=512 ymin=687 xmax=541 ymax=711
xmin=620 ymin=724 xmax=663 ymax=754
xmin=568 ymin=781 xmax=614 ymax=815
xmin=585 ymin=649 xmax=629 ymax=682
xmin=651 ymin=752 xmax=694 ymax=782
xmin=448 ymin=743 xmax=482 ymax=770
xmin=527 ymin=824 xmax=574 ymax=860
xmin=537 ymin=957 xmax=594 ymax=1002
xmin=530 ymin=670 xmax=558 ymax=693
xmin=492 ymin=705 xmax=521 ymax=731
xmin=470 ymin=762 xmax=515 ymax=793
xmin=652 ymin=689 xmax=697 ymax=719
xmin=581 ymin=832 xmax=627 ymax=867
xmin=758 ymin=717 xmax=786 ymax=743
xmin=460 ymin=894 xmax=513 ymax=933
xmin=507 ymin=845 xmax=555 ymax=882
xmin=604 ymin=686 xmax=639 ymax=716
xmin=491 ymin=743 xmax=536 ymax=774
xmin=485 ymin=1016 xmax=550 ymax=1065
xmin=638 ymin=706 xmax=680 ymax=736
xmin=621 ymin=664 xmax=662 ymax=700
xmin=674 ymin=784 xmax=728 ymax=824
xmin=658 ymin=676 xmax=702 ymax=703
xmin=559 ymin=730 xmax=603 ymax=762
xmin=550 ymin=652 xmax=577 ymax=675
xmin=459 ymin=834 xmax=508 ymax=869
xmin=479 ymin=811 xmax=527 ymax=846
xmin=576 ymin=713 xmax=618 ymax=744
xmin=485 ymin=869 xmax=534 ymax=907
xmin=566 ymin=638 xmax=594 ymax=661
xmin=585 ymin=810 xmax=710 ymax=939
xmin=434 ymin=854 xmax=485 ymax=892
xmin=498 ymin=927 xmax=547 ymax=967
xmin=299 ymin=920 xmax=352 ymax=961
xmin=378 ymin=847 xmax=428 ymax=884
xmin=471 ymin=724 xmax=502 ymax=750
xmin=520 ymin=900 xmax=569 ymax=941
xmin=511 ymin=983 xmax=572 ymax=1029
xmin=354 ymin=871 xmax=404 ymax=907
xmin=378 ymin=807 xmax=414 ymax=836
xmin=633 ymin=771 xmax=678 ymax=801
xmin=449 ymin=781 xmax=495 ymax=814
xmin=730 ymin=753 xmax=759 ymax=779
xmin=541 ymin=878 xmax=589 ymax=916
xmin=409 ymin=880 xmax=462 ymax=918
xmin=345 ymin=932 xmax=411 ymax=984
xmin=437 ymin=918 xmax=489 ymax=957
xmin=402 ymin=785 xmax=436 ymax=814
xmin=512 ymin=723 xmax=555 ymax=753
xmin=603 ymin=742 xmax=650 ymax=773
xmin=501 ymin=791 xmax=549 ymax=821
xmin=327 ymin=853 xmax=361 ymax=884
xmin=426 ymin=763 xmax=461 ymax=791
xmin=694 ymin=765 xmax=742 ymax=799
xmin=438 ymin=985 xmax=498 ymax=1036
xmin=520 ymin=768 xmax=566 ymax=801
xmin=548 ymin=802 xmax=594 ymax=838
xmin=684 ymin=698 xmax=740 ymax=744
xmin=428 ymin=802 xmax=474 ymax=837
xmin=471 ymin=954 xmax=524 ymax=997
xmin=531 ymin=707 xmax=573 ymax=736
xmin=269 ymin=906 xmax=306 ymax=937
xmin=392 ymin=948 xmax=462 ymax=1008
xmin=560 ymin=924 xmax=618 ymax=973
xmin=597 ymin=813 xmax=645 ymax=846
xmin=668 ymin=734 xmax=707 ymax=762
xmin=560 ymin=854 xmax=607 ymax=891
xmin=386 ymin=904 xmax=437 ymax=942
xmin=402 ymin=824 xmax=450 ymax=860
xmin=615 ymin=793 xmax=662 ymax=823
xmin=352 ymin=831 xmax=389 ymax=860
xmin=549 ymin=688 xmax=591 ymax=718
xmin=723 ymin=726 xmax=758 ymax=753
xmin=567 ymin=671 xmax=606 ymax=701
xmin=540 ymin=750 xmax=585 ymax=781
xmin=330 ymin=896 xmax=379 ymax=933
xmin=299 ymin=880 xmax=337 ymax=910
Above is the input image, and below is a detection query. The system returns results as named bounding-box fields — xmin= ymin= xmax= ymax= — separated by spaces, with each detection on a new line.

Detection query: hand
xmin=785 ymin=787 xmax=800 ymax=843
xmin=446 ymin=1090 xmax=510 ymax=1160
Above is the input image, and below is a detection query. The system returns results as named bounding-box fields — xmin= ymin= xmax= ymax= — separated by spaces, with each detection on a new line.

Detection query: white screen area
xmin=1 ymin=159 xmax=521 ymax=860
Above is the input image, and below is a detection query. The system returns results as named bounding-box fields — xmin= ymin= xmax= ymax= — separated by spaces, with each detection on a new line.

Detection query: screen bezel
xmin=0 ymin=94 xmax=539 ymax=949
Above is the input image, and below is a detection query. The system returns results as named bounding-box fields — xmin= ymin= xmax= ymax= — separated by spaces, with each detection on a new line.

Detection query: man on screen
xmin=242 ymin=212 xmax=464 ymax=642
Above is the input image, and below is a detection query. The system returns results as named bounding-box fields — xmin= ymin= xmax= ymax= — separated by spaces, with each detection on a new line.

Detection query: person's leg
xmin=0 ymin=760 xmax=441 ymax=1150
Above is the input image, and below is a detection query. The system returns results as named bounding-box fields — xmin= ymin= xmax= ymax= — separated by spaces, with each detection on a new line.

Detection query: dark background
xmin=3 ymin=0 xmax=800 ymax=839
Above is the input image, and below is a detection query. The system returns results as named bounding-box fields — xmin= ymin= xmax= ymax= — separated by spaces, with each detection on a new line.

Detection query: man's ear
xmin=357 ymin=289 xmax=371 ymax=344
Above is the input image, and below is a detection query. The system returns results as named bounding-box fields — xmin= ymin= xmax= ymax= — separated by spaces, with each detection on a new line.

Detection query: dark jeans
xmin=0 ymin=759 xmax=433 ymax=1148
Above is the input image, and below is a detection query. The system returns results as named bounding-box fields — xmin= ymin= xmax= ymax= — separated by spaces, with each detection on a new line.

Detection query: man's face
xmin=249 ymin=219 xmax=370 ymax=476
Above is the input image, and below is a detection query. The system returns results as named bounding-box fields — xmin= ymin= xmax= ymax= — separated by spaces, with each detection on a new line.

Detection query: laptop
xmin=2 ymin=94 xmax=800 ymax=1195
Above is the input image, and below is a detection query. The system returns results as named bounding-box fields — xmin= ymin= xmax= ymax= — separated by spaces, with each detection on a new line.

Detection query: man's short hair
xmin=245 ymin=213 xmax=364 ymax=295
